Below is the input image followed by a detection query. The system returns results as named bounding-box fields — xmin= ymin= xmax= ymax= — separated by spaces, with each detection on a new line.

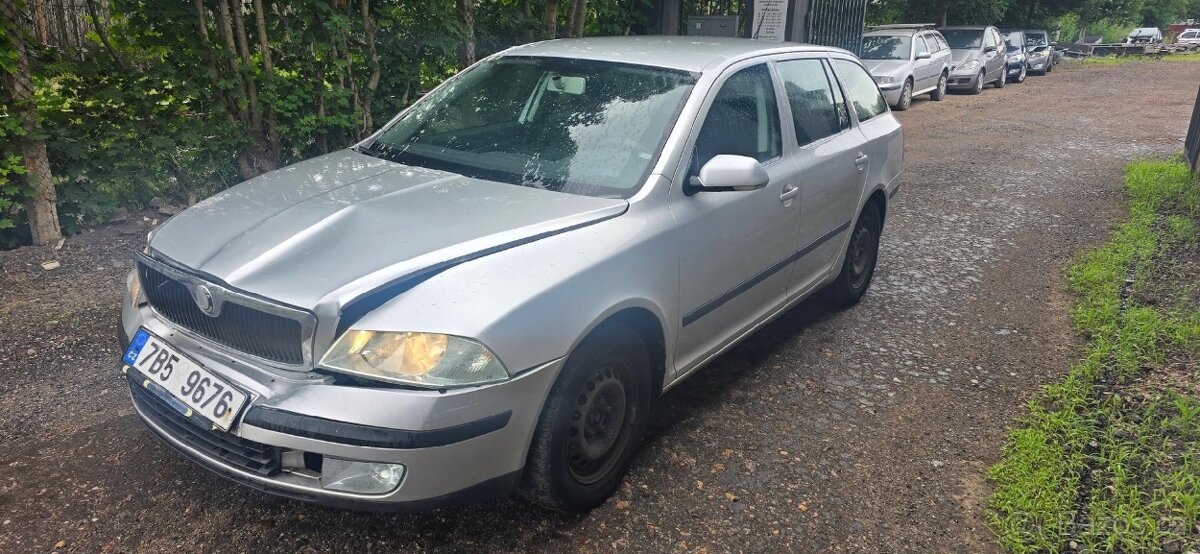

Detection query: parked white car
xmin=1177 ymin=28 xmax=1200 ymax=49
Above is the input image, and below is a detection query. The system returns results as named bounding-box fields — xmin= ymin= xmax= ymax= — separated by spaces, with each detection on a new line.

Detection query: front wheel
xmin=894 ymin=79 xmax=913 ymax=111
xmin=824 ymin=204 xmax=882 ymax=307
xmin=930 ymin=72 xmax=948 ymax=101
xmin=968 ymin=70 xmax=985 ymax=95
xmin=520 ymin=322 xmax=652 ymax=513
xmin=1014 ymin=64 xmax=1027 ymax=83
xmin=993 ymin=68 xmax=1006 ymax=88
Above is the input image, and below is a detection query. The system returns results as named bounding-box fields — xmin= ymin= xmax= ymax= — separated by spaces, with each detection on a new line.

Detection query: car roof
xmin=939 ymin=25 xmax=991 ymax=30
xmin=500 ymin=36 xmax=841 ymax=73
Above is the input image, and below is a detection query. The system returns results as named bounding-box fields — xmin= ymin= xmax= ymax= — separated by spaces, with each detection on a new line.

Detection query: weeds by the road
xmin=987 ymin=160 xmax=1200 ymax=553
xmin=1068 ymin=52 xmax=1200 ymax=66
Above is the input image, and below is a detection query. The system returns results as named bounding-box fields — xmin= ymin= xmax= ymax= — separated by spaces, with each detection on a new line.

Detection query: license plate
xmin=123 ymin=328 xmax=249 ymax=431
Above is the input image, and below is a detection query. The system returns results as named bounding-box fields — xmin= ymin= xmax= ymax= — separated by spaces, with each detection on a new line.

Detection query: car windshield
xmin=941 ymin=29 xmax=983 ymax=49
xmin=1025 ymin=33 xmax=1048 ymax=46
xmin=365 ymin=56 xmax=697 ymax=199
xmin=860 ymin=35 xmax=912 ymax=60
xmin=1003 ymin=33 xmax=1022 ymax=50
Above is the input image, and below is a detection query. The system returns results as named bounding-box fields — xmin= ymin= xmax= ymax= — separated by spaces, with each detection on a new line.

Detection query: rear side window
xmin=1183 ymin=31 xmax=1198 ymax=38
xmin=693 ymin=64 xmax=782 ymax=170
xmin=776 ymin=59 xmax=843 ymax=146
xmin=831 ymin=59 xmax=888 ymax=123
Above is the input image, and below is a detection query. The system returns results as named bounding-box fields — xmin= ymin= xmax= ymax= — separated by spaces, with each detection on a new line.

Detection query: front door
xmin=669 ymin=63 xmax=801 ymax=371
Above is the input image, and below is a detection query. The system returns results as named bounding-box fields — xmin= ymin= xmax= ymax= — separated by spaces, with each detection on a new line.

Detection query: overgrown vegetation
xmin=987 ymin=160 xmax=1200 ymax=553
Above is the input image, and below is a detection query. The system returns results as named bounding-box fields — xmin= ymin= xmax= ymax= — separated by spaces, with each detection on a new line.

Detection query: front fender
xmin=343 ymin=195 xmax=680 ymax=376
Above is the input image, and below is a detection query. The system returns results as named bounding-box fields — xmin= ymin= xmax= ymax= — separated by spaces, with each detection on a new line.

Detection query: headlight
xmin=873 ymin=75 xmax=894 ymax=85
xmin=319 ymin=330 xmax=509 ymax=388
xmin=958 ymin=60 xmax=981 ymax=71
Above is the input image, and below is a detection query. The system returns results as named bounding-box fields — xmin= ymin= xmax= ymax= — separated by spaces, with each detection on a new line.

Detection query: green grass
xmin=987 ymin=160 xmax=1200 ymax=553
xmin=1069 ymin=52 xmax=1200 ymax=66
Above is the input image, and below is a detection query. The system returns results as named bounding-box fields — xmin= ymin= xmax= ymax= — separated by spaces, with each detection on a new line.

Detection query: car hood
xmin=861 ymin=59 xmax=908 ymax=76
xmin=149 ymin=149 xmax=629 ymax=309
xmin=950 ymin=49 xmax=981 ymax=64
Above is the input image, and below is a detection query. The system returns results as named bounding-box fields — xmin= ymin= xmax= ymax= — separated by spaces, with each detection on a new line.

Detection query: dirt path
xmin=2 ymin=60 xmax=1198 ymax=553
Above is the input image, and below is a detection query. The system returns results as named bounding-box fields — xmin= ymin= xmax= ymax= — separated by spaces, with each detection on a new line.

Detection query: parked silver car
xmin=118 ymin=36 xmax=902 ymax=512
xmin=1176 ymin=28 xmax=1200 ymax=49
xmin=1022 ymin=29 xmax=1056 ymax=74
xmin=941 ymin=25 xmax=1008 ymax=94
xmin=860 ymin=24 xmax=952 ymax=110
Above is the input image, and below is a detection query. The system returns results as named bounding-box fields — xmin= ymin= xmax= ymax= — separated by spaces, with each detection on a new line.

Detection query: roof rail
xmin=867 ymin=23 xmax=937 ymax=31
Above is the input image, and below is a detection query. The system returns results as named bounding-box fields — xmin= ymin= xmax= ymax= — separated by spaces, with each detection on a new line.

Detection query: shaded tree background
xmin=0 ymin=0 xmax=1197 ymax=247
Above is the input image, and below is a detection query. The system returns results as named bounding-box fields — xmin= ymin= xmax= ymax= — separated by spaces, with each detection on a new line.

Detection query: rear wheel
xmin=825 ymin=203 xmax=882 ymax=307
xmin=520 ymin=322 xmax=652 ymax=513
xmin=894 ymin=78 xmax=913 ymax=111
xmin=930 ymin=72 xmax=948 ymax=101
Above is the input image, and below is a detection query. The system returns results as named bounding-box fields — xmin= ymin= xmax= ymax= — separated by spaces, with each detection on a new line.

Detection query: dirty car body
xmin=119 ymin=36 xmax=902 ymax=512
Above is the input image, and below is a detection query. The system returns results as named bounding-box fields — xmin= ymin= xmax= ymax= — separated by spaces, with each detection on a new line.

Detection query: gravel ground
xmin=2 ymin=60 xmax=1198 ymax=553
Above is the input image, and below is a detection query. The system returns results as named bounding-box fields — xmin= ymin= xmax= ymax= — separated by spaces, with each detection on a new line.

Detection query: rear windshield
xmin=860 ymin=35 xmax=912 ymax=60
xmin=365 ymin=57 xmax=697 ymax=199
xmin=942 ymin=29 xmax=983 ymax=49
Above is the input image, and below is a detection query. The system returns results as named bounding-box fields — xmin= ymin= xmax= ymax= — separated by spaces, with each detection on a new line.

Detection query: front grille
xmin=137 ymin=260 xmax=305 ymax=365
xmin=129 ymin=378 xmax=281 ymax=477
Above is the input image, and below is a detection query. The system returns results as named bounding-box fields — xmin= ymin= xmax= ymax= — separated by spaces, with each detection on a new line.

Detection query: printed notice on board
xmin=752 ymin=0 xmax=788 ymax=42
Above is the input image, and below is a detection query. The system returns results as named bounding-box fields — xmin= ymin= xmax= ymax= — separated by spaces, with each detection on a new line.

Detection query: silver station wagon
xmin=119 ymin=36 xmax=902 ymax=512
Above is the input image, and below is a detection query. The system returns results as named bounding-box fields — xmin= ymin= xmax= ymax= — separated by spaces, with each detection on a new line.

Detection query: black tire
xmin=519 ymin=322 xmax=652 ymax=513
xmin=825 ymin=203 xmax=882 ymax=307
xmin=930 ymin=72 xmax=948 ymax=101
xmin=968 ymin=70 xmax=985 ymax=95
xmin=1046 ymin=60 xmax=1054 ymax=72
xmin=993 ymin=68 xmax=1006 ymax=88
xmin=894 ymin=78 xmax=913 ymax=111
xmin=1014 ymin=64 xmax=1027 ymax=83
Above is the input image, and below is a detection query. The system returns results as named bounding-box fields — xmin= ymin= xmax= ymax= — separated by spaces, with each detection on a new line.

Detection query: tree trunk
xmin=543 ymin=0 xmax=559 ymax=38
xmin=228 ymin=0 xmax=263 ymax=139
xmin=360 ymin=0 xmax=381 ymax=135
xmin=937 ymin=0 xmax=949 ymax=26
xmin=570 ymin=0 xmax=587 ymax=37
xmin=521 ymin=0 xmax=533 ymax=41
xmin=457 ymin=0 xmax=476 ymax=65
xmin=85 ymin=0 xmax=123 ymax=69
xmin=0 ymin=0 xmax=61 ymax=245
xmin=1025 ymin=0 xmax=1037 ymax=26
xmin=252 ymin=0 xmax=281 ymax=159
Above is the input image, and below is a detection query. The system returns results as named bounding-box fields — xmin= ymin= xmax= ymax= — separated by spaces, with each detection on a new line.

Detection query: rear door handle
xmin=855 ymin=153 xmax=869 ymax=169
xmin=779 ymin=184 xmax=800 ymax=202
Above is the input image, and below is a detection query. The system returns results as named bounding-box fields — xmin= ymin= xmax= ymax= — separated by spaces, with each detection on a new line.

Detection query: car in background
xmin=940 ymin=25 xmax=1008 ymax=94
xmin=1000 ymin=29 xmax=1028 ymax=83
xmin=118 ymin=36 xmax=904 ymax=513
xmin=860 ymin=24 xmax=952 ymax=110
xmin=1023 ymin=29 xmax=1055 ymax=74
xmin=1177 ymin=28 xmax=1200 ymax=49
xmin=1126 ymin=27 xmax=1163 ymax=44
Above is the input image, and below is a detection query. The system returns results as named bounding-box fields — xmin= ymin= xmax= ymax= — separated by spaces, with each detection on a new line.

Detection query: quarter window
xmin=776 ymin=59 xmax=844 ymax=146
xmin=920 ymin=35 xmax=936 ymax=53
xmin=831 ymin=59 xmax=888 ymax=123
xmin=692 ymin=64 xmax=782 ymax=170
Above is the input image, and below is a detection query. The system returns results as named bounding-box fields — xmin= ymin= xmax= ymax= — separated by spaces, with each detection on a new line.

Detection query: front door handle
xmin=779 ymin=184 xmax=800 ymax=203
xmin=855 ymin=152 xmax=869 ymax=169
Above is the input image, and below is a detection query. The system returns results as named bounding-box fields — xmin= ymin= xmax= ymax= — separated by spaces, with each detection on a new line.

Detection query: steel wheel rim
xmin=567 ymin=362 xmax=631 ymax=485
xmin=848 ymin=224 xmax=873 ymax=290
xmin=938 ymin=75 xmax=946 ymax=96
xmin=901 ymin=82 xmax=912 ymax=107
xmin=975 ymin=72 xmax=984 ymax=93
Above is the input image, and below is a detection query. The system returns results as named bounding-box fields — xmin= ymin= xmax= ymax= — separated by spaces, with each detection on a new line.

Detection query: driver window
xmin=691 ymin=64 xmax=782 ymax=174
xmin=984 ymin=30 xmax=998 ymax=49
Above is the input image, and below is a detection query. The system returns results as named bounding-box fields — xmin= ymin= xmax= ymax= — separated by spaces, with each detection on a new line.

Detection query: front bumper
xmin=1027 ymin=56 xmax=1049 ymax=71
xmin=120 ymin=303 xmax=564 ymax=510
xmin=946 ymin=69 xmax=982 ymax=90
xmin=876 ymin=81 xmax=904 ymax=106
xmin=1006 ymin=60 xmax=1026 ymax=75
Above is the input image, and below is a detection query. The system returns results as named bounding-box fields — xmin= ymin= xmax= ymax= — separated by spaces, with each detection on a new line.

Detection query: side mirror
xmin=689 ymin=155 xmax=769 ymax=192
xmin=916 ymin=51 xmax=932 ymax=60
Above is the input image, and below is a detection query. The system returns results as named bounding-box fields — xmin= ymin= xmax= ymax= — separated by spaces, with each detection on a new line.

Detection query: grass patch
xmin=1067 ymin=52 xmax=1200 ymax=66
xmin=987 ymin=160 xmax=1200 ymax=553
